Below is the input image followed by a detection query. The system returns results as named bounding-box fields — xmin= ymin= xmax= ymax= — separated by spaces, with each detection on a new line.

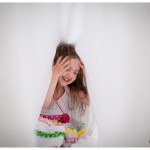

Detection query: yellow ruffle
xmin=65 ymin=128 xmax=86 ymax=138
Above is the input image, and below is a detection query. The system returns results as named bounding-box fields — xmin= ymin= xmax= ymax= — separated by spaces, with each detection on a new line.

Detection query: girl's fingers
xmin=60 ymin=56 xmax=70 ymax=65
xmin=64 ymin=64 xmax=70 ymax=69
xmin=79 ymin=59 xmax=85 ymax=71
xmin=57 ymin=56 xmax=63 ymax=64
xmin=63 ymin=65 xmax=70 ymax=76
xmin=63 ymin=59 xmax=71 ymax=68
xmin=80 ymin=63 xmax=83 ymax=67
xmin=80 ymin=59 xmax=85 ymax=66
xmin=80 ymin=63 xmax=84 ymax=70
xmin=80 ymin=63 xmax=85 ymax=75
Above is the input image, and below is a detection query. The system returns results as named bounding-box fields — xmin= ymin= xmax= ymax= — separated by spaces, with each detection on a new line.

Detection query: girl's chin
xmin=59 ymin=81 xmax=69 ymax=87
xmin=59 ymin=81 xmax=72 ymax=87
xmin=59 ymin=77 xmax=74 ymax=86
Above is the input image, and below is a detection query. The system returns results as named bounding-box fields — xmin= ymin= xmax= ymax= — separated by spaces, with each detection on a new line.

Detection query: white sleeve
xmin=71 ymin=106 xmax=99 ymax=147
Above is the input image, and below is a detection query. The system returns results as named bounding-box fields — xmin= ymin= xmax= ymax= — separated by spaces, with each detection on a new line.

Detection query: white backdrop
xmin=0 ymin=3 xmax=150 ymax=147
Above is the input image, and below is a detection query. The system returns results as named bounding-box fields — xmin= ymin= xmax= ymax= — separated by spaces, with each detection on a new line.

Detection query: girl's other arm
xmin=42 ymin=75 xmax=58 ymax=109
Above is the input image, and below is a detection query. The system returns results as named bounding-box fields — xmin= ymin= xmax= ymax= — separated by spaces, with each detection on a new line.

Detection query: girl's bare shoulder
xmin=66 ymin=86 xmax=89 ymax=105
xmin=76 ymin=90 xmax=89 ymax=106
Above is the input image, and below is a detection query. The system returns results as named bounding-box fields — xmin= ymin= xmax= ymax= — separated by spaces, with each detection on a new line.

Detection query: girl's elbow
xmin=42 ymin=103 xmax=49 ymax=109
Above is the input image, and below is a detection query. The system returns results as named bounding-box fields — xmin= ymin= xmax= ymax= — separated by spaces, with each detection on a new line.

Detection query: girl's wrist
xmin=51 ymin=74 xmax=59 ymax=81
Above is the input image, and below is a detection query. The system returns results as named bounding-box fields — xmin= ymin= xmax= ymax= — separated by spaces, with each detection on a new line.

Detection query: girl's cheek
xmin=62 ymin=70 xmax=70 ymax=76
xmin=72 ymin=77 xmax=76 ymax=82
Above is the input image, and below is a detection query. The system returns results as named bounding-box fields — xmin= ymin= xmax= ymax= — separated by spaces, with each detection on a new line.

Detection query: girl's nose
xmin=68 ymin=72 xmax=74 ymax=78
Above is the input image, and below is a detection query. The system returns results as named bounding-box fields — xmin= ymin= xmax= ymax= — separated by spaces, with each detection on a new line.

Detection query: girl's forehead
xmin=69 ymin=58 xmax=80 ymax=70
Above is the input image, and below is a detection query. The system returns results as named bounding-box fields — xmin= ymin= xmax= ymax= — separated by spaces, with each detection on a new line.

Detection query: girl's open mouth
xmin=62 ymin=76 xmax=70 ymax=82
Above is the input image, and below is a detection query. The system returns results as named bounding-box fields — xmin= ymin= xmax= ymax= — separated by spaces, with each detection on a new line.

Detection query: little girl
xmin=35 ymin=42 xmax=99 ymax=147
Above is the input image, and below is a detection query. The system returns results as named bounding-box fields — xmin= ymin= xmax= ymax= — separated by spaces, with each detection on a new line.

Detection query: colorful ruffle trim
xmin=40 ymin=115 xmax=63 ymax=125
xmin=65 ymin=128 xmax=86 ymax=138
xmin=36 ymin=130 xmax=66 ymax=139
xmin=39 ymin=116 xmax=86 ymax=138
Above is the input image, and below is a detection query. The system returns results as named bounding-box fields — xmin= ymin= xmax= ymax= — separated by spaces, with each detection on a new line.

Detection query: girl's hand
xmin=79 ymin=59 xmax=86 ymax=87
xmin=79 ymin=59 xmax=85 ymax=75
xmin=52 ymin=56 xmax=71 ymax=79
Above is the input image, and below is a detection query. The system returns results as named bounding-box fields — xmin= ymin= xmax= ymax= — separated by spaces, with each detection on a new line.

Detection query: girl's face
xmin=58 ymin=58 xmax=81 ymax=87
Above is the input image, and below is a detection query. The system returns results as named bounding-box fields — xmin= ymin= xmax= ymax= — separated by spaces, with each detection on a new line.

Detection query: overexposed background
xmin=0 ymin=3 xmax=150 ymax=147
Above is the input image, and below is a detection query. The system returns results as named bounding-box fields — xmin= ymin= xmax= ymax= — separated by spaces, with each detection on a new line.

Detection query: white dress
xmin=35 ymin=86 xmax=99 ymax=147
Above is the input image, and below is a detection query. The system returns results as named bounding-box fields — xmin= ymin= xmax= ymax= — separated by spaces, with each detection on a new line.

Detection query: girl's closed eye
xmin=67 ymin=68 xmax=71 ymax=72
xmin=74 ymin=72 xmax=78 ymax=75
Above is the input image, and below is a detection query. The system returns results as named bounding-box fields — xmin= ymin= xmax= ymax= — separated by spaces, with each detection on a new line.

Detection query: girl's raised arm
xmin=42 ymin=56 xmax=71 ymax=109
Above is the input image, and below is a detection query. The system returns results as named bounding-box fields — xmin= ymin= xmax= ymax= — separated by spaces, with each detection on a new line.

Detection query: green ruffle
xmin=36 ymin=130 xmax=66 ymax=139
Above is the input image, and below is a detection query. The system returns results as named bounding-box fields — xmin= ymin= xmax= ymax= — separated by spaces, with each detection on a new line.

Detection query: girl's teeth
xmin=63 ymin=77 xmax=69 ymax=82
